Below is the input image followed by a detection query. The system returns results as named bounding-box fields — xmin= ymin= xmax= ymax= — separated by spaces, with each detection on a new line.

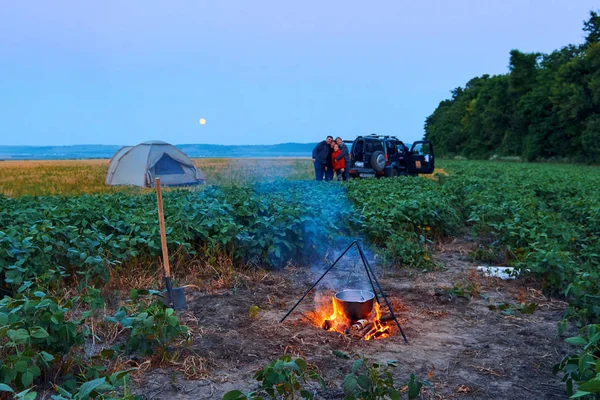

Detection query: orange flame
xmin=364 ymin=302 xmax=391 ymax=341
xmin=316 ymin=296 xmax=391 ymax=340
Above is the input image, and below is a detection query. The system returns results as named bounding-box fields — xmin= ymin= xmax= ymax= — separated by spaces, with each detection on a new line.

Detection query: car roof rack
xmin=364 ymin=133 xmax=399 ymax=139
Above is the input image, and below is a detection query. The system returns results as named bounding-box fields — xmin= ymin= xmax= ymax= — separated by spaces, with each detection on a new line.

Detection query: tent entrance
xmin=154 ymin=154 xmax=185 ymax=175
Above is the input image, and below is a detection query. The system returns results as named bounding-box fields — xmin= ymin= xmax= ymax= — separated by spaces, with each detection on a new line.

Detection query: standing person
xmin=332 ymin=144 xmax=346 ymax=181
xmin=325 ymin=140 xmax=335 ymax=181
xmin=312 ymin=136 xmax=333 ymax=181
xmin=335 ymin=137 xmax=350 ymax=181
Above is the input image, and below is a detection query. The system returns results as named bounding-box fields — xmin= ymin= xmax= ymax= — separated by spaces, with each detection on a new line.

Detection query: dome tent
xmin=105 ymin=141 xmax=205 ymax=187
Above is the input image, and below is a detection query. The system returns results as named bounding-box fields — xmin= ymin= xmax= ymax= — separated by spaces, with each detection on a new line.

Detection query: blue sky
xmin=0 ymin=1 xmax=597 ymax=146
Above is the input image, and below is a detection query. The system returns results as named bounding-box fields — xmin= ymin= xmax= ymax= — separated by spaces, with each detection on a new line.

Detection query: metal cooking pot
xmin=334 ymin=290 xmax=375 ymax=320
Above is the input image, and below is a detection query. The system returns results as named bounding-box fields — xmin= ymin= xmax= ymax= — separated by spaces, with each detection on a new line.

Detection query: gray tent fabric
xmin=105 ymin=141 xmax=205 ymax=187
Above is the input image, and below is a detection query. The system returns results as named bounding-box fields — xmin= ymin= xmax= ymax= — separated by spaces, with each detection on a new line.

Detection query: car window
xmin=412 ymin=142 xmax=432 ymax=156
xmin=396 ymin=142 xmax=406 ymax=154
xmin=365 ymin=139 xmax=383 ymax=153
xmin=386 ymin=140 xmax=396 ymax=155
xmin=353 ymin=139 xmax=364 ymax=157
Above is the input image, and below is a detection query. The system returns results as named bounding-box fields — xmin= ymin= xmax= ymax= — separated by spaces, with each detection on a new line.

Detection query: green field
xmin=1 ymin=159 xmax=600 ymax=398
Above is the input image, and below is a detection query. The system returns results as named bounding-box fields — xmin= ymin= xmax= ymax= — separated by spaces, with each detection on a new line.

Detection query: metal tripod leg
xmin=280 ymin=241 xmax=357 ymax=323
xmin=356 ymin=243 xmax=409 ymax=344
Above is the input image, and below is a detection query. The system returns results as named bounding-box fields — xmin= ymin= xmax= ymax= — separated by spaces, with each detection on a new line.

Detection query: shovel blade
xmin=162 ymin=287 xmax=187 ymax=310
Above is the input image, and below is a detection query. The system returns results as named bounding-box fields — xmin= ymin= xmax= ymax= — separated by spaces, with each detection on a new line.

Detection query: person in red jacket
xmin=332 ymin=144 xmax=346 ymax=181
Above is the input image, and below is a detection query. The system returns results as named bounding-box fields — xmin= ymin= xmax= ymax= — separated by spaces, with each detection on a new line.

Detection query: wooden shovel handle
xmin=155 ymin=178 xmax=171 ymax=278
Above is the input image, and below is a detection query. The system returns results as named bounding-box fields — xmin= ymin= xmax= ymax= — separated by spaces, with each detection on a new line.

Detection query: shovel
xmin=155 ymin=177 xmax=187 ymax=310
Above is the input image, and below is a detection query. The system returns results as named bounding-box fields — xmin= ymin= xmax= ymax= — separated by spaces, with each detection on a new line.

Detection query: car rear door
xmin=407 ymin=141 xmax=435 ymax=174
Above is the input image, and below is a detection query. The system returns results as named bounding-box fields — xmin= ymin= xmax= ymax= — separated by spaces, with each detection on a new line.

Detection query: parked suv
xmin=346 ymin=134 xmax=434 ymax=178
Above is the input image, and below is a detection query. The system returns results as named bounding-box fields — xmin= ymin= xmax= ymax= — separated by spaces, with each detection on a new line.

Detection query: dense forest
xmin=425 ymin=11 xmax=600 ymax=162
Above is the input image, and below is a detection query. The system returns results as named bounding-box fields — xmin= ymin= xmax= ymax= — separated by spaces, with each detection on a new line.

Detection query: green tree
xmin=425 ymin=10 xmax=600 ymax=163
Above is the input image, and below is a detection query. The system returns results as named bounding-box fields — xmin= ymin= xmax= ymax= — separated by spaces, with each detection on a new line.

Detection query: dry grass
xmin=422 ymin=167 xmax=449 ymax=181
xmin=0 ymin=158 xmax=445 ymax=197
xmin=0 ymin=158 xmax=313 ymax=197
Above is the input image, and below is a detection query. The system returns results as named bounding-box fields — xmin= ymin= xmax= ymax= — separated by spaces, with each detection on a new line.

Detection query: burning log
xmin=380 ymin=314 xmax=394 ymax=323
xmin=346 ymin=319 xmax=369 ymax=335
xmin=349 ymin=319 xmax=368 ymax=332
xmin=357 ymin=322 xmax=375 ymax=338
xmin=322 ymin=318 xmax=350 ymax=333
xmin=355 ymin=314 xmax=395 ymax=339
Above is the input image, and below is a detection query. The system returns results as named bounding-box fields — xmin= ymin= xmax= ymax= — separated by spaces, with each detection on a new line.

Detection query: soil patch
xmin=134 ymin=239 xmax=571 ymax=399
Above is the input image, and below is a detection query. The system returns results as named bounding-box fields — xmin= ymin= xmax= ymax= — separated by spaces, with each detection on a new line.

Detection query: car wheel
xmin=390 ymin=168 xmax=398 ymax=177
xmin=370 ymin=151 xmax=386 ymax=172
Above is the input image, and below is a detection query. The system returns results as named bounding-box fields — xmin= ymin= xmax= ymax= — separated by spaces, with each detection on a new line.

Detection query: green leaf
xmin=21 ymin=371 xmax=34 ymax=387
xmin=407 ymin=373 xmax=423 ymax=399
xmin=558 ymin=320 xmax=568 ymax=336
xmin=577 ymin=379 xmax=600 ymax=393
xmin=280 ymin=361 xmax=301 ymax=373
xmin=222 ymin=390 xmax=245 ymax=400
xmin=299 ymin=389 xmax=314 ymax=399
xmin=77 ymin=377 xmax=107 ymax=399
xmin=33 ymin=291 xmax=46 ymax=298
xmin=0 ymin=384 xmax=14 ymax=393
xmin=110 ymin=368 xmax=138 ymax=383
xmin=351 ymin=359 xmax=364 ymax=374
xmin=54 ymin=384 xmax=73 ymax=398
xmin=8 ymin=329 xmax=30 ymax=343
xmin=388 ymin=389 xmax=401 ymax=400
xmin=39 ymin=351 xmax=54 ymax=364
xmin=572 ymin=390 xmax=594 ymax=398
xmin=15 ymin=389 xmax=37 ymax=400
xmin=15 ymin=361 xmax=28 ymax=373
xmin=23 ymin=392 xmax=37 ymax=400
xmin=357 ymin=374 xmax=371 ymax=390
xmin=332 ymin=350 xmax=350 ymax=359
xmin=294 ymin=358 xmax=307 ymax=371
xmin=565 ymin=337 xmax=588 ymax=346
xmin=520 ymin=303 xmax=538 ymax=314
xmin=30 ymin=327 xmax=49 ymax=339
xmin=342 ymin=375 xmax=358 ymax=395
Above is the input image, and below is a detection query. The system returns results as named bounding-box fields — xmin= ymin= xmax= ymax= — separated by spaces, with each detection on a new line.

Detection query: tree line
xmin=425 ymin=11 xmax=600 ymax=162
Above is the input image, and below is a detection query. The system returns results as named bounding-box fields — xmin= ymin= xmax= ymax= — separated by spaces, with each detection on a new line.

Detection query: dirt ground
xmin=134 ymin=239 xmax=572 ymax=399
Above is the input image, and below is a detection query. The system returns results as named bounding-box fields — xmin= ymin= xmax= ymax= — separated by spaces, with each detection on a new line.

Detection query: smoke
xmin=311 ymin=242 xmax=380 ymax=294
xmin=203 ymin=158 xmax=312 ymax=184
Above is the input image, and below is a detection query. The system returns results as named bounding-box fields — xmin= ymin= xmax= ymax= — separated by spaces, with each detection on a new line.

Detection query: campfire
xmin=280 ymin=241 xmax=409 ymax=344
xmin=316 ymin=290 xmax=393 ymax=340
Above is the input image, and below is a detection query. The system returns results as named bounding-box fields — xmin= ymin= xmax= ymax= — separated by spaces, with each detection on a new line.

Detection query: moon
xmin=199 ymin=118 xmax=206 ymax=125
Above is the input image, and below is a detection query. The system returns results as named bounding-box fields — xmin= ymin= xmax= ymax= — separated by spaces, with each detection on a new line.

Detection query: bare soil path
xmin=135 ymin=238 xmax=571 ymax=399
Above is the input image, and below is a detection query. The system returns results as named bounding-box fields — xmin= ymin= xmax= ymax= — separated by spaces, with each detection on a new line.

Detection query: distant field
xmin=0 ymin=158 xmax=314 ymax=197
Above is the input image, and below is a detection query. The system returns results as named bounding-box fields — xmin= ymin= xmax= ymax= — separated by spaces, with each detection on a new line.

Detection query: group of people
xmin=312 ymin=136 xmax=350 ymax=181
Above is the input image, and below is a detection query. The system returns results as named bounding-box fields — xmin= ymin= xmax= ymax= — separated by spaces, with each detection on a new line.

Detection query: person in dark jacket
xmin=312 ymin=136 xmax=333 ymax=181
xmin=325 ymin=140 xmax=335 ymax=181
xmin=335 ymin=137 xmax=350 ymax=181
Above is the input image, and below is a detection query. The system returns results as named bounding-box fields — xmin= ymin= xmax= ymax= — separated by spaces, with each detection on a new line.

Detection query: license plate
xmin=360 ymin=173 xmax=375 ymax=178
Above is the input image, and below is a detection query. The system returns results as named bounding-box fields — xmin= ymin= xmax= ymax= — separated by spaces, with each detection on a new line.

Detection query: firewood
xmin=349 ymin=319 xmax=369 ymax=332
xmin=380 ymin=314 xmax=394 ymax=322
xmin=373 ymin=328 xmax=390 ymax=339
xmin=357 ymin=322 xmax=375 ymax=337
xmin=362 ymin=326 xmax=377 ymax=339
xmin=322 ymin=319 xmax=332 ymax=330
